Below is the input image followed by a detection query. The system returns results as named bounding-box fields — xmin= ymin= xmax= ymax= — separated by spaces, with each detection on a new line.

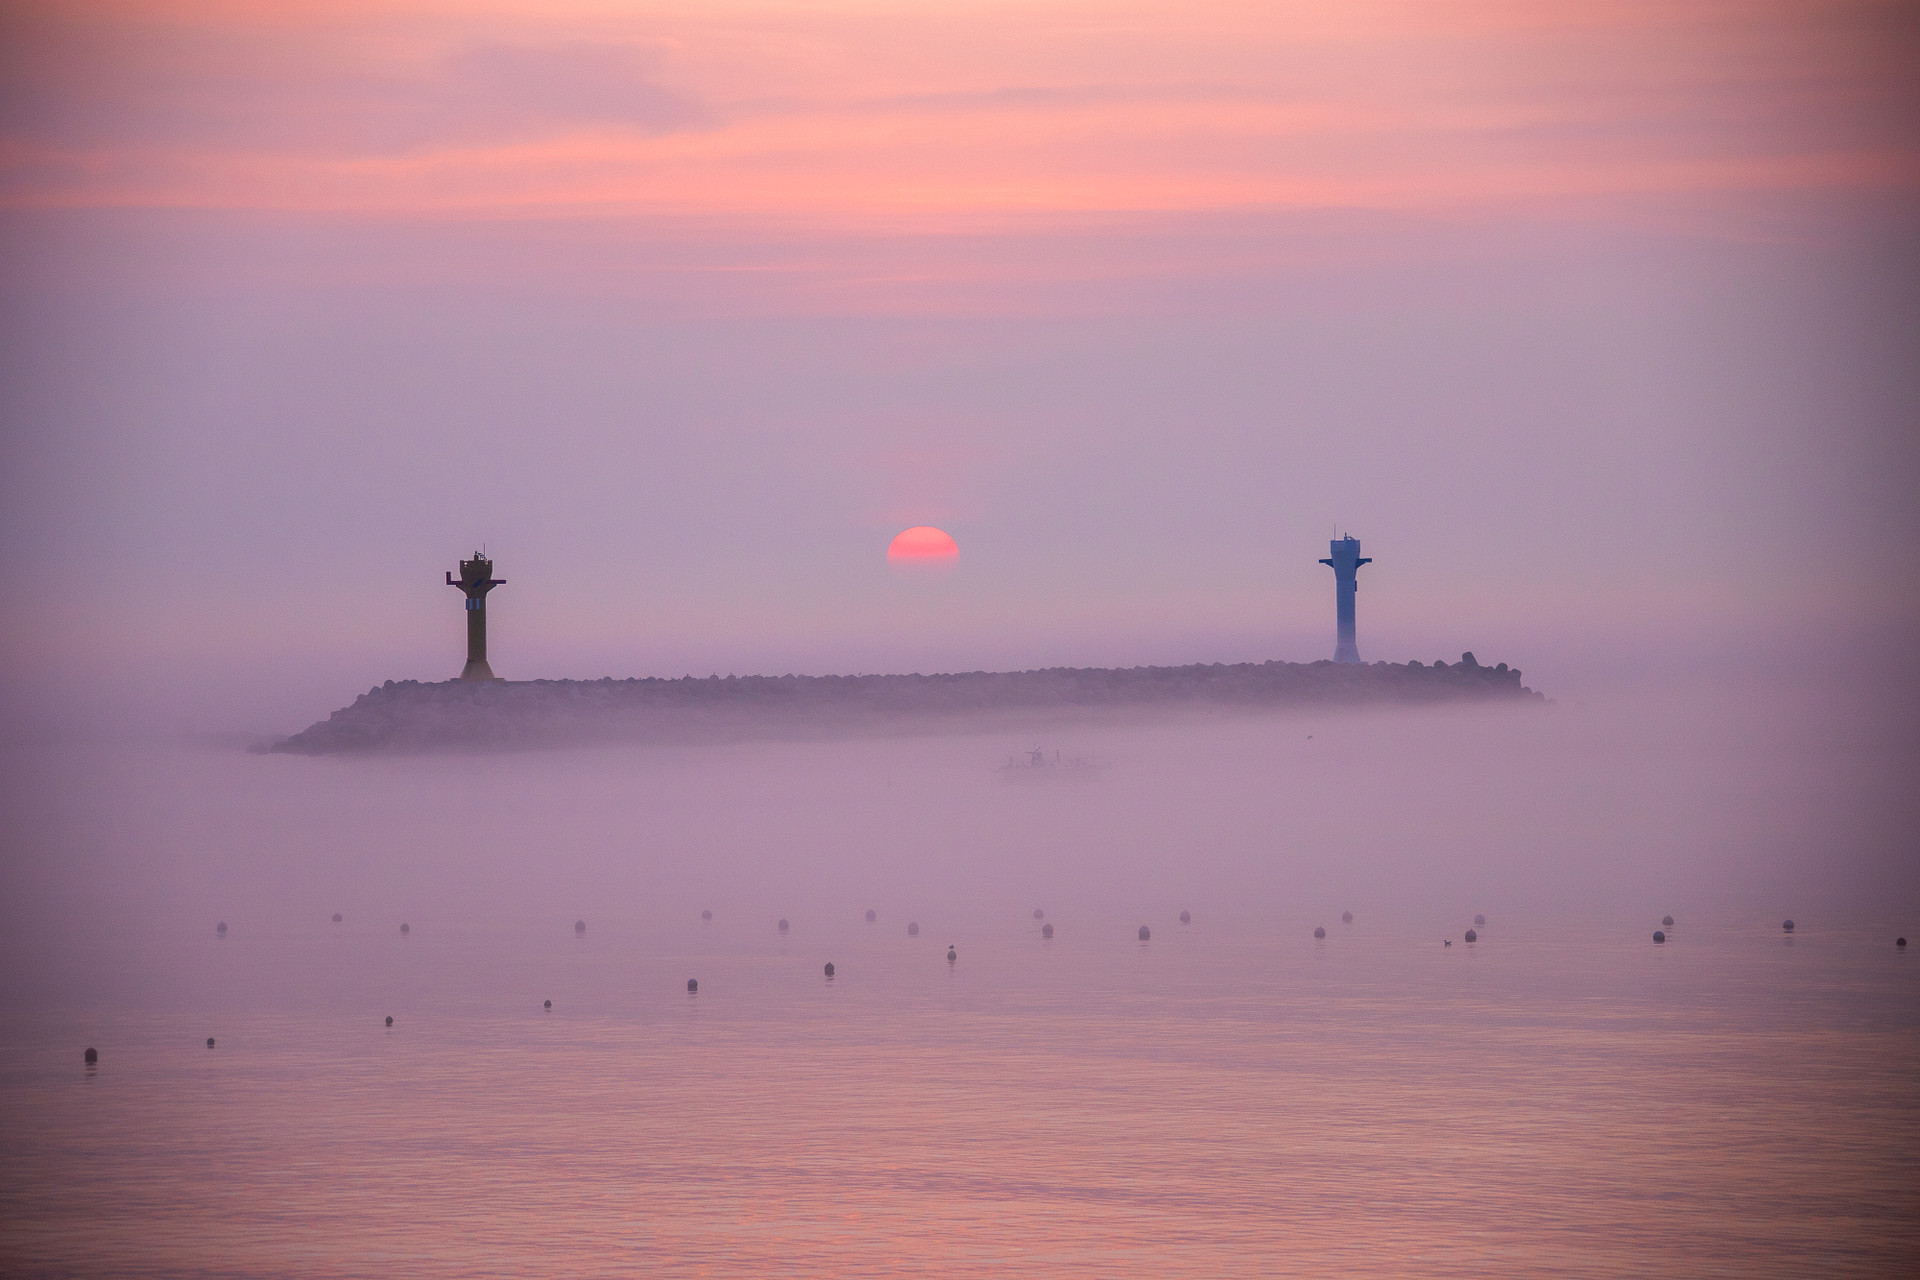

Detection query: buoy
xmin=1896 ymin=937 xmax=1906 ymax=948
xmin=824 ymin=962 xmax=835 ymax=978
xmin=1662 ymin=915 xmax=1674 ymax=927
xmin=1342 ymin=911 xmax=1353 ymax=924
xmin=84 ymin=1047 xmax=97 ymax=1064
xmin=778 ymin=918 xmax=790 ymax=934
xmin=331 ymin=913 xmax=343 ymax=924
xmin=1782 ymin=919 xmax=1794 ymax=932
xmin=574 ymin=920 xmax=586 ymax=934
xmin=946 ymin=947 xmax=957 ymax=963
xmin=1313 ymin=926 xmax=1326 ymax=939
xmin=1473 ymin=914 xmax=1486 ymax=929
xmin=908 ymin=922 xmax=920 ymax=937
xmin=385 ymin=1016 xmax=393 ymax=1027
xmin=216 ymin=922 xmax=228 ymax=937
xmin=701 ymin=909 xmax=713 ymax=921
xmin=400 ymin=923 xmax=410 ymax=935
xmin=1653 ymin=931 xmax=1666 ymax=943
xmin=687 ymin=978 xmax=698 ymax=992
xmin=207 ymin=1037 xmax=215 ymax=1048
xmin=1465 ymin=929 xmax=1478 ymax=943
xmin=1033 ymin=909 xmax=1045 ymax=920
xmin=1138 ymin=925 xmax=1151 ymax=941
xmin=1042 ymin=922 xmax=1054 ymax=939
xmin=865 ymin=909 xmax=877 ymax=923
xmin=1180 ymin=910 xmax=1191 ymax=925
xmin=543 ymin=999 xmax=551 ymax=1010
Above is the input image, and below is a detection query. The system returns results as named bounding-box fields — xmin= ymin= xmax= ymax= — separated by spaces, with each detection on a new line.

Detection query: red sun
xmin=887 ymin=526 xmax=959 ymax=572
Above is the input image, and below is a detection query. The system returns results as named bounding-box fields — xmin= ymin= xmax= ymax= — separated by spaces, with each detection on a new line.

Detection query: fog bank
xmin=3 ymin=667 xmax=1912 ymax=1015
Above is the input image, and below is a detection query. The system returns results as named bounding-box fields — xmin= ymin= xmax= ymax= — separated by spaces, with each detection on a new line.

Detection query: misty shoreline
xmin=269 ymin=654 xmax=1543 ymax=755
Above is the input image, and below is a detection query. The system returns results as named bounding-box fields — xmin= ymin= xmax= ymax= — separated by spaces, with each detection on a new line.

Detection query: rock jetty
xmin=271 ymin=653 xmax=1543 ymax=755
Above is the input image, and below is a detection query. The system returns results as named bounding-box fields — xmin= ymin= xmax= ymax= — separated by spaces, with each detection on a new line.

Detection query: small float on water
xmin=999 ymin=746 xmax=1103 ymax=783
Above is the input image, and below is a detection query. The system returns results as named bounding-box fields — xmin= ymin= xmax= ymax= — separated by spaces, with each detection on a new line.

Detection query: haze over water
xmin=4 ymin=673 xmax=1917 ymax=1275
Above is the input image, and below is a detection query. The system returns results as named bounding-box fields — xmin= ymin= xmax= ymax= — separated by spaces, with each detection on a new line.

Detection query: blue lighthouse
xmin=1319 ymin=536 xmax=1370 ymax=664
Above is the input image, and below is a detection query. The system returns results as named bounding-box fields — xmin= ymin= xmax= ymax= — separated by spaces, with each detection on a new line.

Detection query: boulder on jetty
xmin=270 ymin=657 xmax=1545 ymax=755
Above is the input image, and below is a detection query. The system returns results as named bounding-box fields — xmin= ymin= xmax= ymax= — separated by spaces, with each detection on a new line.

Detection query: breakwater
xmin=270 ymin=653 xmax=1542 ymax=754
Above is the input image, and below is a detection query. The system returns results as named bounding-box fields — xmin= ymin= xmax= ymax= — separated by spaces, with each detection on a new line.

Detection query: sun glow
xmin=886 ymin=526 xmax=959 ymax=573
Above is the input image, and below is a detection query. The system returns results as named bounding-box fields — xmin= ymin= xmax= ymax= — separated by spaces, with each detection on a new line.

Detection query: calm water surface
xmin=3 ymin=918 xmax=1916 ymax=1277
xmin=2 ymin=702 xmax=1915 ymax=1276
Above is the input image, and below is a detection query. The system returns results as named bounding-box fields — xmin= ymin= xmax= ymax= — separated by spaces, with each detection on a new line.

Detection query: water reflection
xmin=3 ymin=919 xmax=1915 ymax=1277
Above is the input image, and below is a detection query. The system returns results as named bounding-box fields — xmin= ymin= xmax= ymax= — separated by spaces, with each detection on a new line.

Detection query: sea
xmin=1 ymin=689 xmax=1915 ymax=1277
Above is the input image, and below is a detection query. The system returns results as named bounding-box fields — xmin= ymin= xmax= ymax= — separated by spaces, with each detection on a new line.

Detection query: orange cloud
xmin=2 ymin=0 xmax=1913 ymax=223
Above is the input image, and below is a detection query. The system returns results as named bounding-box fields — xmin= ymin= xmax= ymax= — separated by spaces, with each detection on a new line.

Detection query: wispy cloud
xmin=1 ymin=0 xmax=1913 ymax=221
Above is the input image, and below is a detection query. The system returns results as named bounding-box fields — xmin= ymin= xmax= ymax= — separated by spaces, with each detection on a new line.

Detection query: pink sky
xmin=0 ymin=0 xmax=1915 ymax=731
xmin=6 ymin=0 xmax=1912 ymax=219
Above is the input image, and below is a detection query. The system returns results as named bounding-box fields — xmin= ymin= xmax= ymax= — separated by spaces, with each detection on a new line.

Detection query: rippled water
xmin=2 ymin=696 xmax=1915 ymax=1276
xmin=3 ymin=916 xmax=1916 ymax=1277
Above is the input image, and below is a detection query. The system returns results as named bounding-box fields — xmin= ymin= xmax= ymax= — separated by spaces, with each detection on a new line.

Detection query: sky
xmin=1 ymin=0 xmax=1916 ymax=734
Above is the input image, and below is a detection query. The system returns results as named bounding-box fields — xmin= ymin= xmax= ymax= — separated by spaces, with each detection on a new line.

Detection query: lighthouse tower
xmin=1318 ymin=536 xmax=1370 ymax=664
xmin=446 ymin=552 xmax=505 ymax=681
